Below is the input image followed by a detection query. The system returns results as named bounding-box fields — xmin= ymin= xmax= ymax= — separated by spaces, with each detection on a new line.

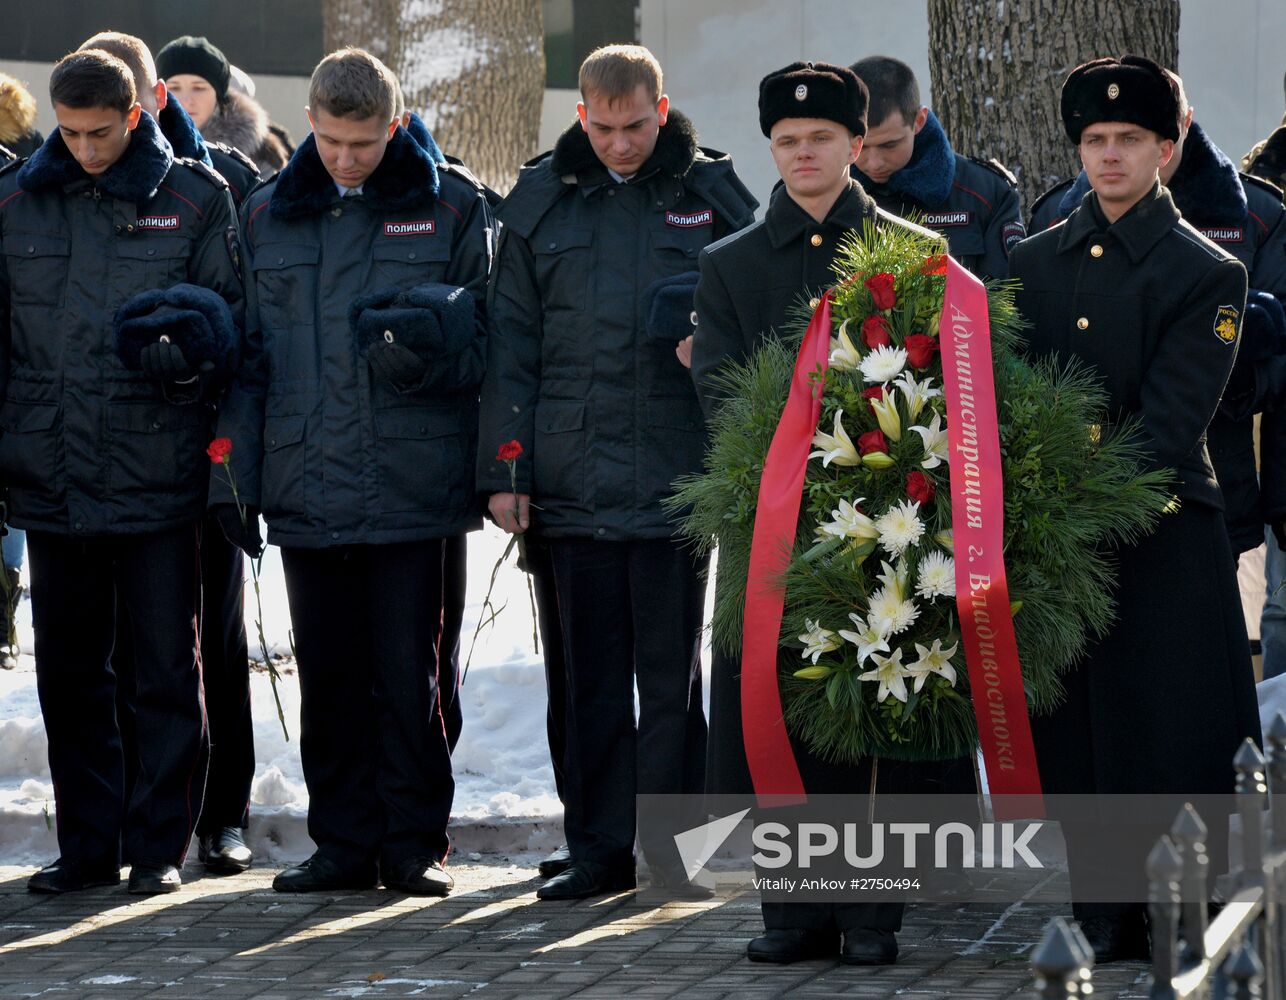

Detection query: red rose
xmin=858 ymin=429 xmax=889 ymax=456
xmin=904 ymin=334 xmax=940 ymax=370
xmin=496 ymin=440 xmax=524 ymax=462
xmin=864 ymin=272 xmax=897 ymax=310
xmin=861 ymin=386 xmax=885 ymax=413
xmin=921 ymin=254 xmax=948 ymax=275
xmin=207 ymin=438 xmax=233 ymax=464
xmin=906 ymin=471 xmax=936 ymax=505
xmin=861 ymin=315 xmax=891 ymax=349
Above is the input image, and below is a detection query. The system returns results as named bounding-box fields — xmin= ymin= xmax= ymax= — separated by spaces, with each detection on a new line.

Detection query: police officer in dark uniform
xmin=478 ymin=44 xmax=757 ymax=901
xmin=0 ymin=50 xmax=244 ymax=894
xmin=849 ymin=55 xmax=1025 ymax=280
xmin=80 ymin=30 xmax=262 ymax=879
xmin=1008 ymin=54 xmax=1263 ymax=962
xmin=691 ymin=60 xmax=943 ymax=967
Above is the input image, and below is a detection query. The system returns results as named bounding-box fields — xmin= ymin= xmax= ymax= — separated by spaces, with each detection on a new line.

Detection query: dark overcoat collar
xmin=18 ymin=110 xmax=173 ymax=202
xmin=1057 ymin=181 xmax=1181 ymax=263
xmin=765 ymin=177 xmax=877 ymax=249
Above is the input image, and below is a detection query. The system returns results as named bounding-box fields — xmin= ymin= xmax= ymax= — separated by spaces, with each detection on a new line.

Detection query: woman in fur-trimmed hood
xmin=157 ymin=35 xmax=289 ymax=175
xmin=0 ymin=72 xmax=43 ymax=159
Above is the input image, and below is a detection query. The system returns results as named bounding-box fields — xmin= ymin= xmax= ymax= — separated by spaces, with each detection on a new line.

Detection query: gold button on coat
xmin=810 ymin=234 xmax=823 ymax=247
xmin=1090 ymin=244 xmax=1104 ymax=257
xmin=1076 ymin=317 xmax=1090 ymax=330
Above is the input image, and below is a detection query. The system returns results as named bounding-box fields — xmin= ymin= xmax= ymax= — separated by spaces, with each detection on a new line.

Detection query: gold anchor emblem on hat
xmin=1107 ymin=82 xmax=1120 ymax=100
xmin=795 ymin=83 xmax=808 ymax=100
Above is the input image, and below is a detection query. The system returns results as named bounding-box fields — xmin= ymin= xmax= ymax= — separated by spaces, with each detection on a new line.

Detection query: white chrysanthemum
xmin=809 ymin=409 xmax=861 ymax=467
xmin=874 ymin=499 xmax=925 ymax=556
xmin=859 ymin=344 xmax=907 ymax=384
xmin=867 ymin=586 xmax=920 ymax=636
xmin=906 ymin=639 xmax=959 ymax=693
xmin=836 ymin=612 xmax=891 ymax=666
xmin=815 ymin=498 xmax=880 ymax=543
xmin=828 ymin=320 xmax=862 ymax=371
xmin=859 ymin=647 xmax=912 ymax=703
xmin=893 ymin=371 xmax=942 ymax=420
xmin=915 ymin=550 xmax=956 ymax=599
xmin=799 ymin=620 xmax=841 ymax=664
xmin=910 ymin=411 xmax=949 ymax=469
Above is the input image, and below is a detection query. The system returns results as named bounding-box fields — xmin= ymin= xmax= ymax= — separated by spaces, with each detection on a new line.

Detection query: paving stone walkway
xmin=0 ymin=858 xmax=1154 ymax=999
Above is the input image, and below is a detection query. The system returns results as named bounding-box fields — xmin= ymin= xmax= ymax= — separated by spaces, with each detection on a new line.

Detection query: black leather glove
xmin=368 ymin=340 xmax=428 ymax=390
xmin=213 ymin=503 xmax=264 ymax=560
xmin=138 ymin=339 xmax=196 ymax=382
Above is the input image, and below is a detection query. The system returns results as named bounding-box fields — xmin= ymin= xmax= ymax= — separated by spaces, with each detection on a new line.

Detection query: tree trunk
xmin=322 ymin=0 xmax=399 ymax=65
xmin=394 ymin=0 xmax=546 ymax=195
xmin=927 ymin=0 xmax=1180 ymax=211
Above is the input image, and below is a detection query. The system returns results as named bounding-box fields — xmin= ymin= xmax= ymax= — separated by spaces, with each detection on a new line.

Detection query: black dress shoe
xmin=538 ymin=844 xmax=572 ymax=879
xmin=536 ymin=861 xmax=635 ymax=900
xmin=746 ymin=928 xmax=839 ymax=964
xmin=128 ymin=861 xmax=181 ymax=894
xmin=27 ymin=858 xmax=120 ymax=894
xmin=647 ymin=863 xmax=715 ymax=900
xmin=1077 ymin=913 xmax=1150 ymax=963
xmin=198 ymin=827 xmax=253 ymax=874
xmin=272 ymin=855 xmax=378 ymax=893
xmin=382 ymin=857 xmax=454 ymax=896
xmin=841 ymin=927 xmax=898 ymax=966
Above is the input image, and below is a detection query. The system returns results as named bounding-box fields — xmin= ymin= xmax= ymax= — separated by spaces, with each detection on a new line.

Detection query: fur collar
xmin=0 ymin=76 xmax=37 ymax=147
xmin=202 ymin=89 xmax=269 ymax=159
xmin=156 ymin=102 xmax=213 ymax=168
xmin=854 ymin=109 xmax=955 ymax=206
xmin=402 ymin=112 xmax=446 ymax=165
xmin=18 ymin=111 xmax=173 ymax=202
xmin=270 ymin=126 xmax=439 ymax=219
xmin=1057 ymin=121 xmax=1247 ymax=225
xmin=549 ymin=108 xmax=699 ymax=180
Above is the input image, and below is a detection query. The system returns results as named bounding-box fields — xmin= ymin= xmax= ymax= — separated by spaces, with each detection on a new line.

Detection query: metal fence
xmin=1032 ymin=711 xmax=1286 ymax=999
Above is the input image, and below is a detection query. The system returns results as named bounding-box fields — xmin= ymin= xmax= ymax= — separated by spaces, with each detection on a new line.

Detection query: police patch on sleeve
xmin=1002 ymin=220 xmax=1027 ymax=256
xmin=1214 ymin=304 xmax=1240 ymax=345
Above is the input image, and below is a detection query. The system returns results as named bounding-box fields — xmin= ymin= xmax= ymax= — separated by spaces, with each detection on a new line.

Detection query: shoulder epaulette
xmin=968 ymin=155 xmax=1018 ymax=187
xmin=687 ymin=149 xmax=759 ymax=230
xmin=208 ymin=142 xmax=259 ymax=177
xmin=0 ymin=143 xmax=14 ymax=165
xmin=440 ymin=158 xmax=502 ymax=207
xmin=0 ymin=156 xmax=23 ymax=179
xmin=703 ymin=217 xmax=767 ymax=257
xmin=1174 ymin=219 xmax=1235 ymax=262
xmin=876 ymin=207 xmax=947 ymax=245
xmin=496 ymin=158 xmax=567 ymax=239
xmin=175 ymin=156 xmax=230 ymax=191
xmin=1029 ymin=178 xmax=1074 ymax=217
xmin=1240 ymin=171 xmax=1285 ymax=203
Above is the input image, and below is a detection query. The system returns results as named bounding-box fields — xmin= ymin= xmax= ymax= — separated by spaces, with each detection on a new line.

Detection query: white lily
xmin=859 ymin=647 xmax=912 ymax=703
xmin=859 ymin=344 xmax=908 ymax=384
xmin=874 ymin=499 xmax=925 ymax=556
xmin=809 ymin=410 xmax=862 ymax=467
xmin=915 ymin=550 xmax=956 ymax=599
xmin=799 ymin=619 xmax=842 ymax=664
xmin=911 ymin=411 xmax=949 ymax=469
xmin=815 ymin=498 xmax=880 ymax=542
xmin=869 ymin=386 xmax=902 ymax=442
xmin=828 ymin=320 xmax=862 ymax=371
xmin=905 ymin=639 xmax=959 ymax=693
xmin=837 ymin=612 xmax=892 ymax=666
xmin=893 ymin=371 xmax=942 ymax=420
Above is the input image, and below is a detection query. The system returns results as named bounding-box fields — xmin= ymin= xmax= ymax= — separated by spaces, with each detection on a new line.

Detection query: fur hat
xmin=113 ymin=283 xmax=239 ymax=380
xmin=642 ymin=271 xmax=699 ymax=342
xmin=156 ymin=36 xmax=231 ymax=101
xmin=759 ymin=61 xmax=868 ymax=138
xmin=349 ymin=283 xmax=476 ymax=358
xmin=1060 ymin=55 xmax=1180 ymax=144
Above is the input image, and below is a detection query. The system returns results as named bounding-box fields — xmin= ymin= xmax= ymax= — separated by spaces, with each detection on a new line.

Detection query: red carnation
xmin=861 ymin=386 xmax=886 ymax=413
xmin=905 ymin=334 xmax=940 ymax=370
xmin=865 ymin=272 xmax=897 ymax=310
xmin=861 ymin=315 xmax=892 ymax=349
xmin=496 ymin=440 xmax=524 ymax=462
xmin=906 ymin=471 xmax=936 ymax=505
xmin=207 ymin=438 xmax=232 ymax=464
xmin=921 ymin=254 xmax=948 ymax=275
xmin=857 ymin=429 xmax=889 ymax=456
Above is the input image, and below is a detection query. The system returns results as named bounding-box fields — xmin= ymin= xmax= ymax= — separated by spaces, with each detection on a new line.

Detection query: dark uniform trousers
xmin=520 ymin=536 xmax=569 ymax=802
xmin=440 ymin=534 xmax=467 ymax=752
xmin=282 ymin=540 xmax=454 ymax=873
xmin=28 ymin=525 xmax=208 ymax=867
xmin=114 ymin=513 xmax=254 ymax=835
xmin=549 ymin=538 xmax=707 ymax=869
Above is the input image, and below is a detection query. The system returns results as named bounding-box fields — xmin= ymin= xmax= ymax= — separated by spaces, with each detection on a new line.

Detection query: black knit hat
xmin=1060 ymin=55 xmax=1181 ymax=143
xmin=759 ymin=61 xmax=869 ymax=138
xmin=156 ymin=36 xmax=231 ymax=101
